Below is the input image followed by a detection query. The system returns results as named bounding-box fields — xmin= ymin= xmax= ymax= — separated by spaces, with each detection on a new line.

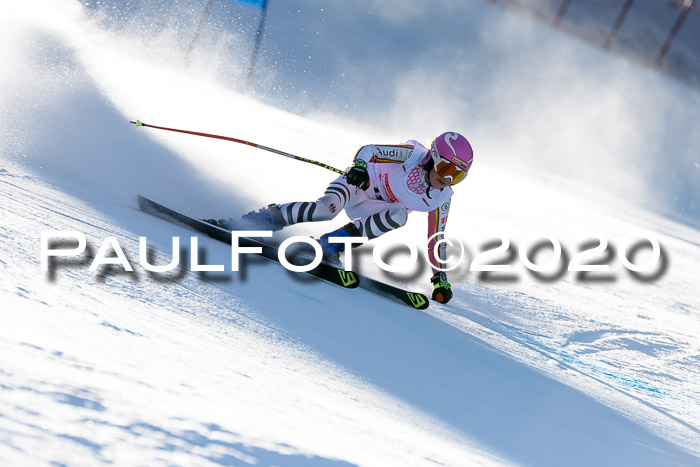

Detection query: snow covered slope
xmin=1 ymin=0 xmax=699 ymax=465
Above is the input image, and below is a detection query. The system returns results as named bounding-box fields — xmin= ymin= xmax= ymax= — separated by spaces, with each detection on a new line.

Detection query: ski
xmin=137 ymin=195 xmax=359 ymax=289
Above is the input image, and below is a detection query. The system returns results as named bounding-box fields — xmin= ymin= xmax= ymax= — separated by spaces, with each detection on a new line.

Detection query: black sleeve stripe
xmin=307 ymin=203 xmax=316 ymax=222
xmin=285 ymin=203 xmax=295 ymax=225
xmin=384 ymin=211 xmax=402 ymax=229
xmin=297 ymin=202 xmax=310 ymax=224
xmin=372 ymin=213 xmax=392 ymax=234
xmin=364 ymin=220 xmax=377 ymax=239
xmin=325 ymin=186 xmax=347 ymax=204
xmin=323 ymin=188 xmax=343 ymax=202
xmin=329 ymin=182 xmax=351 ymax=201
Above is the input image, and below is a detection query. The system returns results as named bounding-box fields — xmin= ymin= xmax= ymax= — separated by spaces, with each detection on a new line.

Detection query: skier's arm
xmin=346 ymin=145 xmax=374 ymax=190
xmin=427 ymin=202 xmax=453 ymax=304
xmin=352 ymin=144 xmax=375 ymax=164
xmin=346 ymin=142 xmax=417 ymax=190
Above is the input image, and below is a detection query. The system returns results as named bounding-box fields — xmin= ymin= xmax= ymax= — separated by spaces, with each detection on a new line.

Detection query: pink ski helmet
xmin=429 ymin=132 xmax=473 ymax=185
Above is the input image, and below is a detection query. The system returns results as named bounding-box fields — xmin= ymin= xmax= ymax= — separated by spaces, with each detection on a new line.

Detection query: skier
xmin=206 ymin=132 xmax=473 ymax=304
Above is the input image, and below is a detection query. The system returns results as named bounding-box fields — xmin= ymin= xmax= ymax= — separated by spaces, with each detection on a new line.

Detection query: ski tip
xmin=130 ymin=120 xmax=144 ymax=127
xmin=407 ymin=292 xmax=430 ymax=310
xmin=136 ymin=194 xmax=152 ymax=210
xmin=337 ymin=269 xmax=359 ymax=288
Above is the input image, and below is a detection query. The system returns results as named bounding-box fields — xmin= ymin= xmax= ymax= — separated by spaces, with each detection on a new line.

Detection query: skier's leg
xmin=206 ymin=176 xmax=358 ymax=231
xmin=348 ymin=205 xmax=409 ymax=239
xmin=343 ymin=199 xmax=409 ymax=239
xmin=318 ymin=204 xmax=408 ymax=263
xmin=278 ymin=177 xmax=354 ymax=226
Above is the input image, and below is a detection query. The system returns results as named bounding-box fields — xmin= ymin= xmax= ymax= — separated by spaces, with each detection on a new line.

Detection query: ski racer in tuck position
xmin=207 ymin=132 xmax=474 ymax=304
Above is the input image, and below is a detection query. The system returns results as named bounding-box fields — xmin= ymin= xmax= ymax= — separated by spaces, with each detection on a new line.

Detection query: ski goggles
xmin=435 ymin=159 xmax=468 ymax=185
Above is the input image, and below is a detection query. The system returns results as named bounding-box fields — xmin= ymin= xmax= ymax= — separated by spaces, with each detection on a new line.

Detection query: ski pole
xmin=129 ymin=120 xmax=348 ymax=177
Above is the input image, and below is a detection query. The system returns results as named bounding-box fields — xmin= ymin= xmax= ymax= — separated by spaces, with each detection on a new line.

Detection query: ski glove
xmin=346 ymin=160 xmax=370 ymax=190
xmin=431 ymin=272 xmax=453 ymax=304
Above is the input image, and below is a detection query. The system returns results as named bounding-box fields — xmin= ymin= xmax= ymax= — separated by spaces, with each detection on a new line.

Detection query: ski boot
xmin=239 ymin=204 xmax=287 ymax=231
xmin=317 ymin=222 xmax=361 ymax=266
